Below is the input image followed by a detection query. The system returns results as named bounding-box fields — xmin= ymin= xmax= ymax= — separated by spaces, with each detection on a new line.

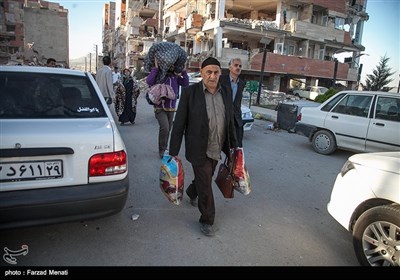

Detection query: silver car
xmin=296 ymin=91 xmax=400 ymax=154
xmin=0 ymin=66 xmax=129 ymax=230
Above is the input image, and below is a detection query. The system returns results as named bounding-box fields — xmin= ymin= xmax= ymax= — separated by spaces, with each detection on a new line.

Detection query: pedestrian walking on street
xmin=220 ymin=58 xmax=245 ymax=147
xmin=95 ymin=56 xmax=114 ymax=103
xmin=112 ymin=67 xmax=121 ymax=86
xmin=115 ymin=68 xmax=140 ymax=125
xmin=146 ymin=58 xmax=189 ymax=158
xmin=169 ymin=57 xmax=237 ymax=237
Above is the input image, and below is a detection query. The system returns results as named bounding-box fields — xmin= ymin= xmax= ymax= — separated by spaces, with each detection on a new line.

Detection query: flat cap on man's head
xmin=201 ymin=57 xmax=221 ymax=69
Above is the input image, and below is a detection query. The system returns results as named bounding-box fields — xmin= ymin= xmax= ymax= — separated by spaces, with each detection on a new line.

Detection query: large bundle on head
xmin=144 ymin=42 xmax=187 ymax=84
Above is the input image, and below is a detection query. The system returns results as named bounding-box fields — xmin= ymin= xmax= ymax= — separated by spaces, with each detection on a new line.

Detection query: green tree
xmin=314 ymin=88 xmax=338 ymax=103
xmin=245 ymin=80 xmax=259 ymax=107
xmin=362 ymin=55 xmax=395 ymax=91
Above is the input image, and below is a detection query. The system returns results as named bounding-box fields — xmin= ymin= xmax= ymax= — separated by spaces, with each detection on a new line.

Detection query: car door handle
xmin=374 ymin=122 xmax=385 ymax=127
xmin=331 ymin=115 xmax=339 ymax=119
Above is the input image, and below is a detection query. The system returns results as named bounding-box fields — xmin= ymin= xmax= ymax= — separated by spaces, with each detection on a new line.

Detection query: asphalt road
xmin=0 ymin=94 xmax=360 ymax=268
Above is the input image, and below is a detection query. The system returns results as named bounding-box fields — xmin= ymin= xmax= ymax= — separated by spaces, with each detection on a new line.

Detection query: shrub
xmin=314 ymin=88 xmax=338 ymax=103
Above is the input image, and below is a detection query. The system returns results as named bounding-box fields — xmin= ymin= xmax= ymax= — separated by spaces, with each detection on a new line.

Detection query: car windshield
xmin=0 ymin=72 xmax=106 ymax=119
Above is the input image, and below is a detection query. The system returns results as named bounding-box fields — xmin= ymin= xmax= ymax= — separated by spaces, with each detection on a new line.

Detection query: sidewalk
xmin=249 ymin=105 xmax=277 ymax=123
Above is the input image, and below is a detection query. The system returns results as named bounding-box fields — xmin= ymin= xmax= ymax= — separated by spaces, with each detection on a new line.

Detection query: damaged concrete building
xmin=0 ymin=0 xmax=68 ymax=66
xmin=102 ymin=0 xmax=160 ymax=70
xmin=104 ymin=0 xmax=368 ymax=92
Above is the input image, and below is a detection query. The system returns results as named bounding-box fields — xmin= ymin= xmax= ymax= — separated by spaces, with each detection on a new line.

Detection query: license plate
xmin=0 ymin=160 xmax=63 ymax=182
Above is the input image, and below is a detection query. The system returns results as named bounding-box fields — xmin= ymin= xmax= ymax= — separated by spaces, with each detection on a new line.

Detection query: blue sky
xmin=57 ymin=0 xmax=399 ymax=89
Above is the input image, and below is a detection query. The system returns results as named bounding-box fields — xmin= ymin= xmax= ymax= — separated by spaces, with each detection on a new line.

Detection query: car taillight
xmin=297 ymin=113 xmax=302 ymax=122
xmin=89 ymin=151 xmax=127 ymax=176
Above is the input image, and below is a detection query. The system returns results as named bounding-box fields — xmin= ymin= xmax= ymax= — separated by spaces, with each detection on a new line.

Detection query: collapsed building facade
xmin=104 ymin=0 xmax=368 ymax=92
xmin=0 ymin=0 xmax=68 ymax=66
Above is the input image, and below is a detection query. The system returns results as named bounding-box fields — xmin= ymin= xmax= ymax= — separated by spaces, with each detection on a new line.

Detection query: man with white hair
xmin=220 ymin=58 xmax=245 ymax=147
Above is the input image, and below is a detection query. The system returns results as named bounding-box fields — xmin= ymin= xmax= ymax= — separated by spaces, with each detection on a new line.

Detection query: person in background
xmin=95 ymin=56 xmax=114 ymax=103
xmin=146 ymin=58 xmax=189 ymax=158
xmin=220 ymin=58 xmax=245 ymax=147
xmin=169 ymin=57 xmax=237 ymax=237
xmin=115 ymin=68 xmax=140 ymax=125
xmin=112 ymin=67 xmax=121 ymax=86
xmin=46 ymin=58 xmax=56 ymax=67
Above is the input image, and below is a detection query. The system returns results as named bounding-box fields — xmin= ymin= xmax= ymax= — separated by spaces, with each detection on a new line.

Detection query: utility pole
xmin=357 ymin=63 xmax=363 ymax=90
xmin=85 ymin=57 xmax=87 ymax=72
xmin=257 ymin=48 xmax=267 ymax=105
xmin=157 ymin=0 xmax=164 ymax=42
xmin=256 ymin=37 xmax=271 ymax=105
xmin=89 ymin=53 xmax=92 ymax=73
xmin=353 ymin=53 xmax=369 ymax=90
xmin=332 ymin=58 xmax=338 ymax=88
xmin=94 ymin=44 xmax=98 ymax=72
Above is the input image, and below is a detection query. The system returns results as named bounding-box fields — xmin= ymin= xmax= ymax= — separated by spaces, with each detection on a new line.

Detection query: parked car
xmin=327 ymin=151 xmax=400 ymax=266
xmin=187 ymin=72 xmax=202 ymax=84
xmin=295 ymin=91 xmax=400 ymax=154
xmin=293 ymin=86 xmax=328 ymax=100
xmin=241 ymin=105 xmax=254 ymax=131
xmin=0 ymin=66 xmax=129 ymax=230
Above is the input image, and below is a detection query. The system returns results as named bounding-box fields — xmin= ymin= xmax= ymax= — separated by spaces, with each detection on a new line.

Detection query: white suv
xmin=0 ymin=66 xmax=129 ymax=230
xmin=295 ymin=91 xmax=400 ymax=154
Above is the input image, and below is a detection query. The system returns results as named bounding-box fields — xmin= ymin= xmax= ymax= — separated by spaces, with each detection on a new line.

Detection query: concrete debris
xmin=131 ymin=214 xmax=140 ymax=221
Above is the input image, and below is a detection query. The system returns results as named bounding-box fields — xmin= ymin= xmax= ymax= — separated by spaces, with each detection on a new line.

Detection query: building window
xmin=6 ymin=25 xmax=16 ymax=32
xmin=288 ymin=45 xmax=295 ymax=55
xmin=335 ymin=17 xmax=345 ymax=30
xmin=276 ymin=43 xmax=283 ymax=54
xmin=318 ymin=49 xmax=324 ymax=60
xmin=322 ymin=15 xmax=328 ymax=26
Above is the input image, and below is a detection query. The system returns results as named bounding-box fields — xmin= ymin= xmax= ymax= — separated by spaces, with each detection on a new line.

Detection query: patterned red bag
xmin=232 ymin=148 xmax=251 ymax=195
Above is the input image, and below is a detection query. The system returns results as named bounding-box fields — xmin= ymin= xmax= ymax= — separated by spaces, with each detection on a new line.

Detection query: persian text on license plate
xmin=0 ymin=160 xmax=63 ymax=182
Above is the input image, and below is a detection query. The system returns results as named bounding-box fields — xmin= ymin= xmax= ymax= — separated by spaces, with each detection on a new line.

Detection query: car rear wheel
xmin=312 ymin=130 xmax=336 ymax=154
xmin=353 ymin=205 xmax=400 ymax=266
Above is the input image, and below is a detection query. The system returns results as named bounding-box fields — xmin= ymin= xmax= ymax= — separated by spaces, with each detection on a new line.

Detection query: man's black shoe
xmin=200 ymin=223 xmax=215 ymax=237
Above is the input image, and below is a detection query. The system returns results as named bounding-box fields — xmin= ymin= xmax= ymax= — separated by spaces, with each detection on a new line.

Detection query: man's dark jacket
xmin=169 ymin=81 xmax=237 ymax=165
xmin=219 ymin=74 xmax=245 ymax=144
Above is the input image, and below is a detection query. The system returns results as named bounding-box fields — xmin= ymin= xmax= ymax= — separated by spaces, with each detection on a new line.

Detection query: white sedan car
xmin=0 ymin=66 xmax=129 ymax=230
xmin=327 ymin=151 xmax=400 ymax=266
xmin=296 ymin=90 xmax=400 ymax=155
xmin=293 ymin=86 xmax=328 ymax=100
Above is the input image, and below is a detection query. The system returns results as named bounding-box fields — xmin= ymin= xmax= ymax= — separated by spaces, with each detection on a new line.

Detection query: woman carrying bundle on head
xmin=145 ymin=42 xmax=189 ymax=159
